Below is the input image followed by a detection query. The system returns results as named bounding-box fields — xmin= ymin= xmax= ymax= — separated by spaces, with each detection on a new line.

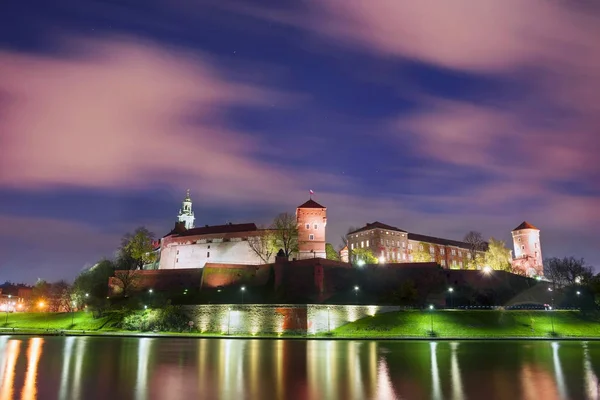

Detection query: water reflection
xmin=0 ymin=337 xmax=598 ymax=399
xmin=21 ymin=337 xmax=43 ymax=400
xmin=0 ymin=339 xmax=21 ymax=400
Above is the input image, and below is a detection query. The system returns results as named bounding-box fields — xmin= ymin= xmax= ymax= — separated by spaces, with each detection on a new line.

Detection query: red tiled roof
xmin=407 ymin=233 xmax=486 ymax=250
xmin=348 ymin=221 xmax=407 ymax=235
xmin=179 ymin=223 xmax=258 ymax=236
xmin=298 ymin=199 xmax=326 ymax=209
xmin=513 ymin=221 xmax=539 ymax=231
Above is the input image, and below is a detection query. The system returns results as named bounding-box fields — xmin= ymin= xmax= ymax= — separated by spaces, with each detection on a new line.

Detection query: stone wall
xmin=183 ymin=304 xmax=400 ymax=335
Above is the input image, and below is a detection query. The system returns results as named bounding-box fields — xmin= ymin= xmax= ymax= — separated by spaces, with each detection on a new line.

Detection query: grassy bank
xmin=331 ymin=310 xmax=600 ymax=338
xmin=0 ymin=312 xmax=118 ymax=331
xmin=2 ymin=310 xmax=600 ymax=339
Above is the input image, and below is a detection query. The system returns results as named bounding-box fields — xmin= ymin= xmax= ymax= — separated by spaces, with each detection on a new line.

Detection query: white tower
xmin=511 ymin=221 xmax=543 ymax=276
xmin=177 ymin=189 xmax=195 ymax=229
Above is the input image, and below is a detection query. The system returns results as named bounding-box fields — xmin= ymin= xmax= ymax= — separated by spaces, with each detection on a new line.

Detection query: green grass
xmin=3 ymin=310 xmax=600 ymax=339
xmin=331 ymin=310 xmax=600 ymax=338
xmin=0 ymin=312 xmax=116 ymax=331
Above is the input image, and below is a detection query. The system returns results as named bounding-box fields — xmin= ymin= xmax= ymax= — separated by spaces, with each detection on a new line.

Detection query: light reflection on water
xmin=0 ymin=337 xmax=599 ymax=400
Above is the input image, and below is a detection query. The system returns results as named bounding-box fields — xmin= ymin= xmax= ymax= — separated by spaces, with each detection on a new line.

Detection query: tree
xmin=482 ymin=238 xmax=512 ymax=272
xmin=351 ymin=248 xmax=378 ymax=265
xmin=73 ymin=259 xmax=116 ymax=302
xmin=544 ymin=257 xmax=593 ymax=288
xmin=463 ymin=231 xmax=486 ymax=265
xmin=411 ymin=244 xmax=433 ymax=263
xmin=112 ymin=269 xmax=140 ymax=297
xmin=326 ymin=243 xmax=340 ymax=261
xmin=247 ymin=230 xmax=277 ymax=263
xmin=118 ymin=227 xmax=156 ymax=270
xmin=271 ymin=213 xmax=298 ymax=258
xmin=341 ymin=226 xmax=359 ymax=248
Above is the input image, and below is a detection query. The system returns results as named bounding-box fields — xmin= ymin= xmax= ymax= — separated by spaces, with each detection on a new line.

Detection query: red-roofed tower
xmin=511 ymin=221 xmax=543 ymax=277
xmin=296 ymin=198 xmax=327 ymax=259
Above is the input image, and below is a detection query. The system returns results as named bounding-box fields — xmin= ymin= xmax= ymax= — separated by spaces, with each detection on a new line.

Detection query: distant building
xmin=340 ymin=246 xmax=349 ymax=263
xmin=345 ymin=222 xmax=478 ymax=268
xmin=296 ymin=199 xmax=327 ymax=260
xmin=157 ymin=193 xmax=328 ymax=269
xmin=511 ymin=221 xmax=543 ymax=277
xmin=177 ymin=189 xmax=195 ymax=230
xmin=345 ymin=220 xmax=544 ymax=277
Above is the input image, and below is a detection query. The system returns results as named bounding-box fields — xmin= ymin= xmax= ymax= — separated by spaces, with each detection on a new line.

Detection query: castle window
xmin=518 ymin=238 xmax=521 ymax=242
xmin=306 ymin=223 xmax=310 ymax=230
xmin=366 ymin=240 xmax=369 ymax=247
xmin=419 ymin=244 xmax=424 ymax=251
xmin=309 ymin=234 xmax=314 ymax=241
xmin=429 ymin=247 xmax=435 ymax=254
xmin=408 ymin=244 xmax=413 ymax=250
xmin=522 ymin=245 xmax=525 ymax=250
xmin=176 ymin=257 xmax=179 ymax=263
xmin=386 ymin=231 xmax=389 ymax=234
xmin=207 ymin=252 xmax=210 ymax=258
xmin=380 ymin=239 xmax=384 ymax=245
xmin=460 ymin=261 xmax=463 ymax=268
xmin=402 ymin=254 xmax=406 ymax=260
xmin=467 ymin=253 xmax=471 ymax=259
xmin=409 ymin=255 xmax=413 ymax=262
xmin=361 ymin=241 xmax=364 ymax=248
xmin=440 ymin=248 xmax=445 ymax=255
xmin=441 ymin=260 xmax=446 ymax=267
xmin=535 ymin=252 xmax=538 ymax=258
xmin=351 ymin=243 xmax=354 ymax=250
xmin=314 ymin=224 xmax=318 ymax=230
xmin=208 ymin=245 xmax=211 ymax=249
xmin=535 ymin=243 xmax=538 ymax=248
xmin=176 ymin=250 xmax=179 ymax=255
xmin=451 ymin=249 xmax=456 ymax=256
xmin=402 ymin=242 xmax=406 ymax=248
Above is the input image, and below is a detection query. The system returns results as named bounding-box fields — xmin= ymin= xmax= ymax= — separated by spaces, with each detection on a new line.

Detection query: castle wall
xmin=183 ymin=304 xmax=400 ymax=334
xmin=159 ymin=234 xmax=268 ymax=270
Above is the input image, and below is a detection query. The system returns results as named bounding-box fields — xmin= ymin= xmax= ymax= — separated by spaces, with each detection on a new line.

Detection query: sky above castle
xmin=1 ymin=0 xmax=599 ymax=283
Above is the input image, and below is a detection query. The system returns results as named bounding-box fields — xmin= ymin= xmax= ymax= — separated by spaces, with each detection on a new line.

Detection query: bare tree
xmin=271 ymin=212 xmax=298 ymax=258
xmin=113 ymin=269 xmax=141 ymax=296
xmin=247 ymin=229 xmax=276 ymax=263
xmin=341 ymin=226 xmax=359 ymax=248
xmin=463 ymin=231 xmax=486 ymax=265
xmin=544 ymin=257 xmax=593 ymax=288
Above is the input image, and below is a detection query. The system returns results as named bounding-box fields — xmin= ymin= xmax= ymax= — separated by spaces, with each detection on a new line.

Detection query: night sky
xmin=1 ymin=0 xmax=599 ymax=283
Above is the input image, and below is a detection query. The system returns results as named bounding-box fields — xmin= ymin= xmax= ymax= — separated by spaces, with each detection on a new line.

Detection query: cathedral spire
xmin=177 ymin=189 xmax=195 ymax=229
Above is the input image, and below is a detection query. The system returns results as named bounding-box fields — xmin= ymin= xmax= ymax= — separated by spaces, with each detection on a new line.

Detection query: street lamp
xmin=71 ymin=301 xmax=76 ymax=325
xmin=429 ymin=305 xmax=434 ymax=334
xmin=148 ymin=289 xmax=153 ymax=294
xmin=39 ymin=301 xmax=49 ymax=329
xmin=241 ymin=286 xmax=246 ymax=305
xmin=5 ymin=295 xmax=12 ymax=324
xmin=576 ymin=291 xmax=581 ymax=296
xmin=482 ymin=266 xmax=492 ymax=275
xmin=327 ymin=306 xmax=331 ymax=333
xmin=548 ymin=287 xmax=555 ymax=335
xmin=354 ymin=286 xmax=359 ymax=304
xmin=448 ymin=287 xmax=454 ymax=309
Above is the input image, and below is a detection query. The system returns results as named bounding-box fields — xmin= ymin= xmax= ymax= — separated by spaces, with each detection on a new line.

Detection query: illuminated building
xmin=177 ymin=189 xmax=195 ymax=230
xmin=510 ymin=221 xmax=543 ymax=277
xmin=345 ymin=222 xmax=480 ymax=268
xmin=156 ymin=194 xmax=327 ymax=269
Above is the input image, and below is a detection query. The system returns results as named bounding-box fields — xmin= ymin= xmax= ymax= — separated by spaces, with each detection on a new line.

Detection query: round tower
xmin=296 ymin=197 xmax=327 ymax=259
xmin=511 ymin=221 xmax=543 ymax=276
xmin=177 ymin=189 xmax=195 ymax=230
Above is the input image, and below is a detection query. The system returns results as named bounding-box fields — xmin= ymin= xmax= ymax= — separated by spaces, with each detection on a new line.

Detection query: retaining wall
xmin=183 ymin=304 xmax=400 ymax=335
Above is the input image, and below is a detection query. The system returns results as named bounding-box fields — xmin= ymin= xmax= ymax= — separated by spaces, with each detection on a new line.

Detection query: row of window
xmin=350 ymin=230 xmax=406 ymax=239
xmin=305 ymin=223 xmax=319 ymax=230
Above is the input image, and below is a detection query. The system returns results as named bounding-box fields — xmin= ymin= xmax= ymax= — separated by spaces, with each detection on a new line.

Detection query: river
xmin=0 ymin=336 xmax=599 ymax=399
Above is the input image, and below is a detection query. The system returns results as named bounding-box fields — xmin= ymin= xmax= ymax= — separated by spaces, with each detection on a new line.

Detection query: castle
xmin=156 ymin=192 xmax=326 ymax=270
xmin=154 ymin=191 xmax=544 ymax=277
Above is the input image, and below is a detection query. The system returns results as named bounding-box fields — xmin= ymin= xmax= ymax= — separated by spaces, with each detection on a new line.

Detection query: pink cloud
xmin=0 ymin=35 xmax=315 ymax=206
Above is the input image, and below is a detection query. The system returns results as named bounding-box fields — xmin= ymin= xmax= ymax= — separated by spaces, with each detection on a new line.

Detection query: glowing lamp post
xmin=354 ymin=286 xmax=359 ymax=304
xmin=39 ymin=301 xmax=49 ymax=329
xmin=71 ymin=301 xmax=76 ymax=326
xmin=5 ymin=295 xmax=12 ymax=324
xmin=482 ymin=266 xmax=492 ymax=275
xmin=448 ymin=287 xmax=454 ymax=309
xmin=548 ymin=287 xmax=555 ymax=335
xmin=241 ymin=286 xmax=246 ymax=305
xmin=429 ymin=305 xmax=434 ymax=335
xmin=357 ymin=260 xmax=365 ymax=267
